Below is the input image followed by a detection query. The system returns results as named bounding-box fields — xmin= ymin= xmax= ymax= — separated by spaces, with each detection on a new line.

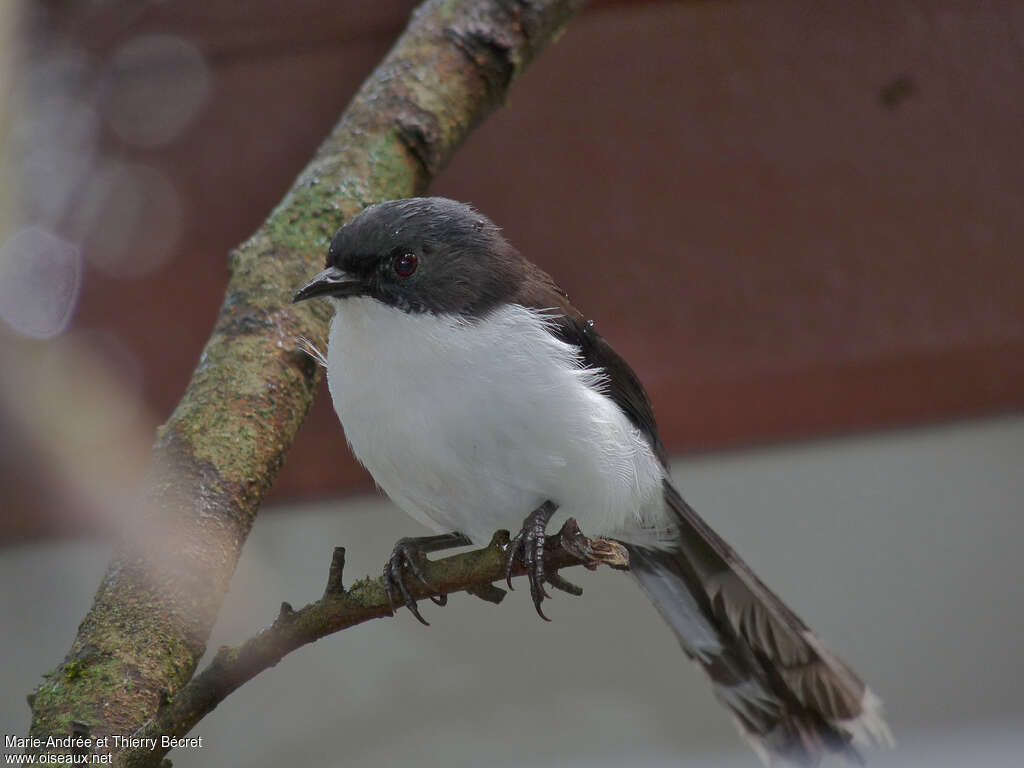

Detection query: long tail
xmin=624 ymin=481 xmax=892 ymax=766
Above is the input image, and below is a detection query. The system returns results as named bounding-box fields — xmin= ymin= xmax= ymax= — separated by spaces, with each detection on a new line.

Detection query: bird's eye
xmin=394 ymin=252 xmax=418 ymax=277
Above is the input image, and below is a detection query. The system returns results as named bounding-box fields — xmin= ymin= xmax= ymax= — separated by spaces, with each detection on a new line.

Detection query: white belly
xmin=326 ymin=298 xmax=666 ymax=544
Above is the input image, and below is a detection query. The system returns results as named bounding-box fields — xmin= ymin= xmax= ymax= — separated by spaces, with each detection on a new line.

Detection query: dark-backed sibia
xmin=293 ymin=197 xmax=892 ymax=766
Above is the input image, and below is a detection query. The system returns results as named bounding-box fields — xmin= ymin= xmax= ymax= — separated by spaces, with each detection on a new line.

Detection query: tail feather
xmin=623 ymin=481 xmax=892 ymax=766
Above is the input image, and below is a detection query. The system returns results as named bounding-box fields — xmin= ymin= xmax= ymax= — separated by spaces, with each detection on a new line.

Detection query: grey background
xmin=3 ymin=415 xmax=1023 ymax=766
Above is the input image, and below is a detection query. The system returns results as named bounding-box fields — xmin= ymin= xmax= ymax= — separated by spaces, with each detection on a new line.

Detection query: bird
xmin=292 ymin=197 xmax=891 ymax=766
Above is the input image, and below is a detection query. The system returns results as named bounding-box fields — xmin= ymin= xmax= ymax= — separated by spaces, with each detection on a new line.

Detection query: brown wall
xmin=2 ymin=0 xmax=1022 ymax=540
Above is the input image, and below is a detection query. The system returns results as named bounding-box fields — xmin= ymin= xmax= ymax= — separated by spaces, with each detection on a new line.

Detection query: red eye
xmin=394 ymin=252 xmax=418 ymax=277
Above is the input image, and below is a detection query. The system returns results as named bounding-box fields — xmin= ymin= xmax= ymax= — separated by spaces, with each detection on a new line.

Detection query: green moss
xmin=64 ymin=661 xmax=84 ymax=681
xmin=32 ymin=655 xmax=125 ymax=733
xmin=264 ymin=184 xmax=341 ymax=256
xmin=367 ymin=130 xmax=419 ymax=192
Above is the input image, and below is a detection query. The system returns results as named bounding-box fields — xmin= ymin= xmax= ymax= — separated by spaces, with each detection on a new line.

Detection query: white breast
xmin=326 ymin=297 xmax=666 ymax=544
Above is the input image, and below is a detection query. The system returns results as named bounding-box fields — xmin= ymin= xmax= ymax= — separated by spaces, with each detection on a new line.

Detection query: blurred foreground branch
xmin=26 ymin=0 xmax=590 ymax=762
xmin=114 ymin=521 xmax=627 ymax=768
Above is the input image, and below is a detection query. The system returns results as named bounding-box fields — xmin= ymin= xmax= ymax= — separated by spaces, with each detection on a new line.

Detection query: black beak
xmin=292 ymin=266 xmax=362 ymax=303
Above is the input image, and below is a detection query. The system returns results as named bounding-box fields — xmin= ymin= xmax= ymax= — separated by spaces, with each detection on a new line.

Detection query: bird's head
xmin=292 ymin=197 xmax=525 ymax=316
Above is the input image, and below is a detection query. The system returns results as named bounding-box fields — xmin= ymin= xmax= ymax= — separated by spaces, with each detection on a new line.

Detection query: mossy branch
xmin=26 ymin=0 xmax=589 ymax=760
xmin=112 ymin=521 xmax=627 ymax=768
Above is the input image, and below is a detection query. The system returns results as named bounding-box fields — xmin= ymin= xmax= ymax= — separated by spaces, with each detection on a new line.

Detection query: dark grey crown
xmin=326 ymin=197 xmax=526 ymax=316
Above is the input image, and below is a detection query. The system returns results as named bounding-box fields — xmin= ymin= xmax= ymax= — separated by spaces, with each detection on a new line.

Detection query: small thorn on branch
xmin=545 ymin=571 xmax=583 ymax=596
xmin=324 ymin=547 xmax=346 ymax=596
xmin=276 ymin=602 xmax=296 ymax=625
xmin=488 ymin=529 xmax=512 ymax=550
xmin=466 ymin=583 xmax=507 ymax=604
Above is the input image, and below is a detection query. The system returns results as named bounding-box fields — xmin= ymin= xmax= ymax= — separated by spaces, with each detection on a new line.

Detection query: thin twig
xmin=113 ymin=520 xmax=627 ymax=768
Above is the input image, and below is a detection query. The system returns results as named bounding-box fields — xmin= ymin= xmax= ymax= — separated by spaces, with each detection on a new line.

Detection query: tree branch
xmin=26 ymin=0 xmax=590 ymax=759
xmin=113 ymin=521 xmax=627 ymax=768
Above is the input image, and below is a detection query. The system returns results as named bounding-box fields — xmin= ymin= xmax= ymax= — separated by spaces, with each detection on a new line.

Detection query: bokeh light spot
xmin=75 ymin=163 xmax=183 ymax=277
xmin=0 ymin=227 xmax=82 ymax=339
xmin=102 ymin=34 xmax=210 ymax=148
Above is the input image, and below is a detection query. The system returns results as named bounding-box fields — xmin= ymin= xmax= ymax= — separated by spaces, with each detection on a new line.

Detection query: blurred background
xmin=1 ymin=1 xmax=1022 ymax=766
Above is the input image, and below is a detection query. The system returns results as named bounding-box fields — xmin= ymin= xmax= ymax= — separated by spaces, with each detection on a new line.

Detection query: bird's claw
xmin=383 ymin=538 xmax=444 ymax=626
xmin=504 ymin=501 xmax=558 ymax=621
xmin=381 ymin=532 xmax=471 ymax=625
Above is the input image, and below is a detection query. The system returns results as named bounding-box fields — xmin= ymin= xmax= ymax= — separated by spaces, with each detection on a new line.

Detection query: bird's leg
xmin=383 ymin=532 xmax=472 ymax=625
xmin=505 ymin=500 xmax=559 ymax=621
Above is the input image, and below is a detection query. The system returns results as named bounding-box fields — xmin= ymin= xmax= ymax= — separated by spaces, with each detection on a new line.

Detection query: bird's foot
xmin=383 ymin=532 xmax=471 ymax=625
xmin=505 ymin=500 xmax=559 ymax=621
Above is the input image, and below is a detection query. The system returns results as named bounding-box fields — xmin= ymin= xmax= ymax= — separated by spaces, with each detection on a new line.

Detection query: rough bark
xmin=26 ymin=0 xmax=589 ymax=760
